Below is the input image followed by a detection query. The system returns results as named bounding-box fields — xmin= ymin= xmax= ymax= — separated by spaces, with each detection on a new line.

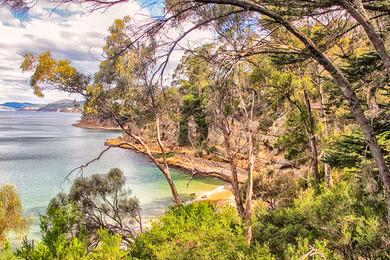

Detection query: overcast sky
xmin=0 ymin=0 xmax=211 ymax=104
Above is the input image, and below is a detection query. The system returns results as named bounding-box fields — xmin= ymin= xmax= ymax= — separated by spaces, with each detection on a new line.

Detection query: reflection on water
xmin=0 ymin=111 xmax=224 ymax=240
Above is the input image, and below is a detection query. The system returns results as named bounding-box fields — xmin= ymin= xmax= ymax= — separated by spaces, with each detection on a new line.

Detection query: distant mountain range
xmin=0 ymin=99 xmax=84 ymax=112
xmin=0 ymin=102 xmax=35 ymax=109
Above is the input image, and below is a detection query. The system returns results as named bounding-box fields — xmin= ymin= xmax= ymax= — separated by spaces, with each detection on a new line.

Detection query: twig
xmin=61 ymin=146 xmax=111 ymax=189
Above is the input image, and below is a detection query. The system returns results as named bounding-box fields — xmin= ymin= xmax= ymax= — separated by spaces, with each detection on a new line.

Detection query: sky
xmin=0 ymin=0 xmax=212 ymax=104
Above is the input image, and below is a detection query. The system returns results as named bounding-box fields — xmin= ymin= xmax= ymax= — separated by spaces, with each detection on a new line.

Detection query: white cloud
xmin=0 ymin=1 xmax=146 ymax=103
xmin=0 ymin=1 xmax=214 ymax=104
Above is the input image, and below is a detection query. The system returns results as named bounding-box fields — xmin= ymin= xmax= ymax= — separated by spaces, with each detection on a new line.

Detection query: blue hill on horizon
xmin=0 ymin=102 xmax=36 ymax=109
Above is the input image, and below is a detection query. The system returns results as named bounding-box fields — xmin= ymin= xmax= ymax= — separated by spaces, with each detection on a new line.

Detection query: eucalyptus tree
xmin=3 ymin=0 xmax=390 ymax=181
xmin=208 ymin=57 xmax=261 ymax=244
xmin=20 ymin=17 xmax=183 ymax=205
xmin=44 ymin=168 xmax=141 ymax=248
xmin=175 ymin=43 xmax=274 ymax=243
xmin=20 ymin=51 xmax=90 ymax=97
xmin=92 ymin=17 xmax=184 ymax=205
xmin=265 ymin=68 xmax=322 ymax=182
xmin=172 ymin=48 xmax=212 ymax=146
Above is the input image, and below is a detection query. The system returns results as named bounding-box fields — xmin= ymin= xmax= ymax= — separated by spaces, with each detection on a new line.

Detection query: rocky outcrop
xmin=73 ymin=115 xmax=120 ymax=130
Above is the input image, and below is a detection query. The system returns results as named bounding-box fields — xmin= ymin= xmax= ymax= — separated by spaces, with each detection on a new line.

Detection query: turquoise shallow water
xmin=0 ymin=111 xmax=224 ymax=241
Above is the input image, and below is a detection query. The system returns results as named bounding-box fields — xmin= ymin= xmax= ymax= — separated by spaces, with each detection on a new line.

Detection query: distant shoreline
xmin=72 ymin=121 xmax=122 ymax=131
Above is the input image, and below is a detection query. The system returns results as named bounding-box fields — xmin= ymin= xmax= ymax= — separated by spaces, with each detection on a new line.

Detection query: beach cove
xmin=0 ymin=111 xmax=225 ymax=241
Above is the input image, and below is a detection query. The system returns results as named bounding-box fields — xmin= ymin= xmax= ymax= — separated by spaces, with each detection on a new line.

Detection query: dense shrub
xmin=252 ymin=177 xmax=390 ymax=259
xmin=10 ymin=171 xmax=390 ymax=259
xmin=16 ymin=229 xmax=126 ymax=259
xmin=131 ymin=202 xmax=273 ymax=259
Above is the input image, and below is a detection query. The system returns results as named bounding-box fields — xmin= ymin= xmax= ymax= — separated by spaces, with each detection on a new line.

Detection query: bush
xmin=16 ymin=229 xmax=126 ymax=260
xmin=131 ymin=202 xmax=274 ymax=259
xmin=15 ymin=169 xmax=139 ymax=259
xmin=252 ymin=178 xmax=390 ymax=259
xmin=0 ymin=241 xmax=17 ymax=260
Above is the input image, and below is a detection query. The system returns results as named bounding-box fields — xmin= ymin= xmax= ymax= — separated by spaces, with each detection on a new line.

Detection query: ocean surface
xmin=0 ymin=111 xmax=223 ymax=240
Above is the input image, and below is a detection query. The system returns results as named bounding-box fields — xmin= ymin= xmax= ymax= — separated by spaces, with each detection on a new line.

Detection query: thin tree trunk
xmin=319 ymin=79 xmax=333 ymax=186
xmin=220 ymin=119 xmax=245 ymax=216
xmin=234 ymin=65 xmax=256 ymax=244
xmin=156 ymin=117 xmax=182 ymax=205
xmin=112 ymin=114 xmax=182 ymax=205
xmin=339 ymin=0 xmax=390 ymax=76
xmin=200 ymin=0 xmax=390 ymax=227
xmin=367 ymin=84 xmax=380 ymax=119
xmin=244 ymin=129 xmax=254 ymax=244
xmin=303 ymin=90 xmax=320 ymax=182
xmin=308 ymin=135 xmax=320 ymax=181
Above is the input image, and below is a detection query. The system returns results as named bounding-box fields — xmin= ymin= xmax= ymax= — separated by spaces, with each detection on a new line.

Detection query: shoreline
xmin=72 ymin=121 xmax=122 ymax=131
xmin=104 ymin=137 xmax=236 ymax=203
xmin=73 ymin=121 xmax=235 ymax=204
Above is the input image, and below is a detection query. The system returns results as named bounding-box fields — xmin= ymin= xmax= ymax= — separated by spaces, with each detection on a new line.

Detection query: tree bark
xmin=234 ymin=66 xmax=255 ymax=244
xmin=303 ymin=90 xmax=320 ymax=182
xmin=112 ymin=114 xmax=182 ymax=205
xmin=156 ymin=117 xmax=183 ymax=205
xmin=222 ymin=130 xmax=245 ymax=217
xmin=244 ymin=127 xmax=254 ymax=244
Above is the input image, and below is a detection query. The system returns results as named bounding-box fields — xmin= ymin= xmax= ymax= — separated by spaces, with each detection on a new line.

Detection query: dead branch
xmin=61 ymin=146 xmax=112 ymax=189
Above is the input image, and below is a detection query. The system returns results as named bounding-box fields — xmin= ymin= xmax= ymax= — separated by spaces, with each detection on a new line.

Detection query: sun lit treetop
xmin=20 ymin=51 xmax=90 ymax=98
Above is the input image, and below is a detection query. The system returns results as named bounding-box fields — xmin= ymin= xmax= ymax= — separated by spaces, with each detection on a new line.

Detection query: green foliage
xmin=66 ymin=168 xmax=140 ymax=244
xmin=275 ymin=113 xmax=309 ymax=163
xmin=324 ymin=130 xmax=369 ymax=169
xmin=16 ymin=229 xmax=127 ymax=260
xmin=0 ymin=185 xmax=30 ymax=247
xmin=39 ymin=194 xmax=87 ymax=256
xmin=174 ymin=47 xmax=212 ymax=146
xmin=342 ymin=52 xmax=383 ymax=83
xmin=325 ymin=126 xmax=389 ymax=171
xmin=88 ymin=230 xmax=129 ymax=259
xmin=253 ymin=178 xmax=390 ymax=259
xmin=0 ymin=241 xmax=17 ymax=260
xmin=284 ymin=238 xmax=337 ymax=260
xmin=178 ymin=97 xmax=209 ymax=146
xmin=241 ymin=171 xmax=300 ymax=209
xmin=14 ymin=5 xmax=390 ymax=260
xmin=20 ymin=51 xmax=89 ymax=98
xmin=15 ymin=169 xmax=139 ymax=259
xmin=206 ymin=145 xmax=219 ymax=154
xmin=131 ymin=202 xmax=273 ymax=259
xmin=16 ymin=235 xmax=88 ymax=259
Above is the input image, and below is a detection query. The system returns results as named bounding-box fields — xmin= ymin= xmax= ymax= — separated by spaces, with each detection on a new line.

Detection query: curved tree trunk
xmin=156 ymin=117 xmax=183 ymax=205
xmin=112 ymin=114 xmax=182 ymax=205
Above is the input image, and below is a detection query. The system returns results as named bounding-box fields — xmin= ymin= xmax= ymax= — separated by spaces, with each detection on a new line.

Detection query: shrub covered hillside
xmin=1 ymin=168 xmax=388 ymax=259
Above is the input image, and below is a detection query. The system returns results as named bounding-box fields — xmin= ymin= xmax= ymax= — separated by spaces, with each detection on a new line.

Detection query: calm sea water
xmin=0 ymin=111 xmax=223 ymax=240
